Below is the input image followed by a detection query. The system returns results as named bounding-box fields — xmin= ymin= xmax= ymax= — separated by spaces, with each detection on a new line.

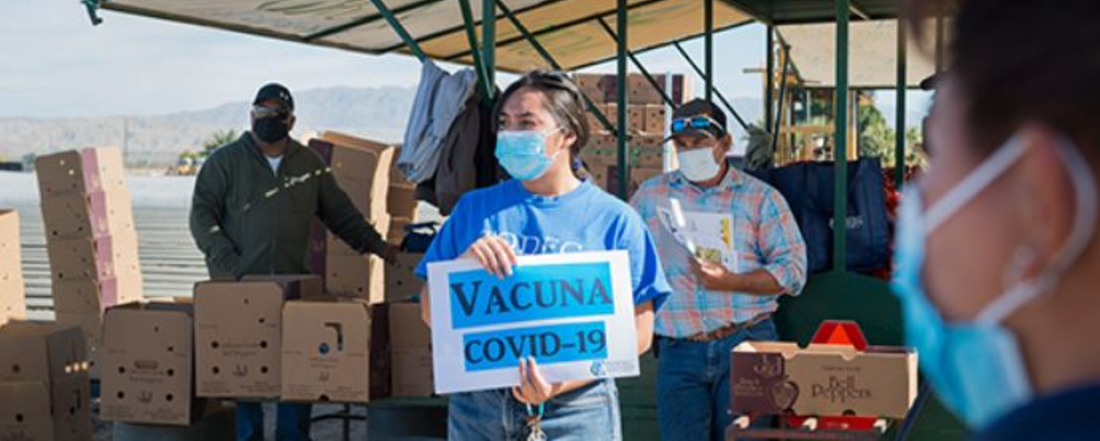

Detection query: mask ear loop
xmin=924 ymin=135 xmax=1028 ymax=233
xmin=976 ymin=136 xmax=1100 ymax=324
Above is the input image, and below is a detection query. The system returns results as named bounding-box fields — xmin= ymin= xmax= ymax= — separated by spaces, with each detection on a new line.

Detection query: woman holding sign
xmin=416 ymin=71 xmax=671 ymax=441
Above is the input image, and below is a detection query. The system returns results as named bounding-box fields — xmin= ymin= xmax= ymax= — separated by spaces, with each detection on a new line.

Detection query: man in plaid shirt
xmin=630 ymin=99 xmax=807 ymax=441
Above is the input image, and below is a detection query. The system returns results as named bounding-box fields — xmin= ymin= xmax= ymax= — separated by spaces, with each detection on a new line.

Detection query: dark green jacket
xmin=189 ymin=133 xmax=386 ymax=279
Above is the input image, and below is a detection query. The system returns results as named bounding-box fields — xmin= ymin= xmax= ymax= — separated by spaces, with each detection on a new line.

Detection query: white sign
xmin=427 ymin=251 xmax=639 ymax=395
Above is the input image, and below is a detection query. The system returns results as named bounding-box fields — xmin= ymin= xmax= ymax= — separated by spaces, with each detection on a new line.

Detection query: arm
xmin=316 ymin=170 xmax=393 ymax=260
xmin=189 ymin=154 xmax=240 ymax=277
xmin=692 ymin=261 xmax=785 ymax=295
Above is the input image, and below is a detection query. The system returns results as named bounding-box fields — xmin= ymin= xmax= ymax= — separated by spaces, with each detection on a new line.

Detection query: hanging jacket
xmin=398 ymin=60 xmax=477 ymax=184
xmin=415 ymin=87 xmax=500 ymax=215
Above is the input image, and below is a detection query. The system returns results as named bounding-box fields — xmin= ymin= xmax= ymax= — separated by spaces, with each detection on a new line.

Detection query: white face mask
xmin=677 ymin=148 xmax=722 ymax=182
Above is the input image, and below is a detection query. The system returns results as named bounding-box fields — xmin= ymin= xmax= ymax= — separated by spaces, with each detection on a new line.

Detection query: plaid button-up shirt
xmin=630 ymin=168 xmax=807 ymax=338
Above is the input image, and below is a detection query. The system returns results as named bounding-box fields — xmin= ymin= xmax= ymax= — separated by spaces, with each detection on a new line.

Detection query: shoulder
xmin=205 ymin=136 xmax=248 ymax=165
xmin=629 ymin=172 xmax=673 ymax=209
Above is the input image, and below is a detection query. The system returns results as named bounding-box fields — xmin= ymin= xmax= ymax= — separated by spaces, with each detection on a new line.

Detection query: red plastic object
xmin=811 ymin=320 xmax=868 ymax=351
xmin=786 ymin=415 xmax=881 ymax=431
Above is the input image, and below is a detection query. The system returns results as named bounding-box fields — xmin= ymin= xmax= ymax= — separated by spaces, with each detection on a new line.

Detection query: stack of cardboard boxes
xmin=192 ymin=275 xmax=377 ymax=404
xmin=0 ymin=210 xmax=27 ymax=326
xmin=307 ymin=132 xmax=395 ymax=304
xmin=36 ymin=147 xmax=144 ymax=378
xmin=387 ymin=146 xmax=419 ymax=243
xmin=574 ymin=73 xmax=694 ymax=197
xmin=0 ymin=321 xmax=93 ymax=440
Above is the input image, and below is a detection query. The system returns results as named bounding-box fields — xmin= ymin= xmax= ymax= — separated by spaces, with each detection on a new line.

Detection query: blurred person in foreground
xmin=893 ymin=0 xmax=1100 ymax=439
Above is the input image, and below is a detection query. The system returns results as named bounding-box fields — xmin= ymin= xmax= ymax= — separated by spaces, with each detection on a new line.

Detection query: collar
xmin=669 ymin=164 xmax=743 ymax=193
xmin=242 ymin=132 xmax=303 ymax=161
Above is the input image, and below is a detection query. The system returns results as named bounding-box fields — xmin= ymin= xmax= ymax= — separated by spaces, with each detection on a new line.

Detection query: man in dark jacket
xmin=189 ymin=83 xmax=397 ymax=441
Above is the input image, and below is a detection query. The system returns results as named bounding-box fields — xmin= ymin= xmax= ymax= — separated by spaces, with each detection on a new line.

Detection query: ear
xmin=712 ymin=134 xmax=733 ymax=162
xmin=288 ymin=114 xmax=297 ymax=132
xmin=1014 ymin=125 xmax=1076 ymax=276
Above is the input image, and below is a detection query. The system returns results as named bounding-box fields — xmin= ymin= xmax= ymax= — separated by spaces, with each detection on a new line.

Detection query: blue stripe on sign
xmin=462 ymin=321 xmax=608 ymax=372
xmin=448 ymin=262 xmax=615 ymax=329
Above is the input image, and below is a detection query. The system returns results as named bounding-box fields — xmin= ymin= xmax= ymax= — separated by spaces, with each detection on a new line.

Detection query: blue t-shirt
xmin=416 ymin=179 xmax=670 ymax=310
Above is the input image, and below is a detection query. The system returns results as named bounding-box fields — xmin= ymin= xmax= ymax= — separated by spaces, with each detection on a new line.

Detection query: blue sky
xmin=0 ymin=0 xmax=925 ymax=127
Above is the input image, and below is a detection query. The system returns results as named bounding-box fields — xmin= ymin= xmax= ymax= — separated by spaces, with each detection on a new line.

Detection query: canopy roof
xmin=100 ymin=0 xmax=753 ymax=73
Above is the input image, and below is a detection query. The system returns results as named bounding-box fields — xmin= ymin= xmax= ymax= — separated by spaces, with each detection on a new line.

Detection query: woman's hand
xmin=511 ymin=357 xmax=560 ymax=405
xmin=462 ymin=235 xmax=518 ymax=279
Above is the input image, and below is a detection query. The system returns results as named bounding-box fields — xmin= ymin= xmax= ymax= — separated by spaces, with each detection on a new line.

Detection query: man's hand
xmin=690 ymin=257 xmax=739 ymax=291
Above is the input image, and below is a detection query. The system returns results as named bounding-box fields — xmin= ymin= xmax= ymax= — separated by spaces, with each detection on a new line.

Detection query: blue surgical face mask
xmin=496 ymin=128 xmax=564 ymax=181
xmin=892 ymin=133 xmax=1098 ymax=429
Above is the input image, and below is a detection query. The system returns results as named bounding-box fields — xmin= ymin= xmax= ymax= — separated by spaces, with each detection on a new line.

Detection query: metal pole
xmin=833 ymin=0 xmax=850 ymax=272
xmin=369 ymin=0 xmax=426 ymax=61
xmin=496 ymin=0 xmax=617 ymax=135
xmin=672 ymin=41 xmax=749 ymax=130
xmin=617 ymin=0 xmax=630 ymax=199
xmin=458 ymin=0 xmax=490 ymax=99
xmin=483 ymin=0 xmax=496 ymax=92
xmin=765 ymin=26 xmax=774 ymax=130
xmin=895 ymin=19 xmax=907 ymax=188
xmin=705 ymin=0 xmax=714 ymax=103
xmin=770 ymin=46 xmax=790 ymax=156
xmin=596 ymin=18 xmax=676 ymax=108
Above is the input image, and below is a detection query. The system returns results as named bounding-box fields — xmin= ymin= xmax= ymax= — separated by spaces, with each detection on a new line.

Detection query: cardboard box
xmin=644 ymin=105 xmax=667 ymax=134
xmin=325 ymin=254 xmax=384 ymax=303
xmin=240 ymin=274 xmax=325 ymax=301
xmin=387 ymin=185 xmax=418 ymax=221
xmin=385 ymin=253 xmax=423 ymax=302
xmin=100 ymin=302 xmax=196 ymax=426
xmin=325 ymin=216 xmax=391 ymax=257
xmin=731 ymin=342 xmax=918 ymax=419
xmin=35 ymin=147 xmax=126 ymax=198
xmin=573 ymin=73 xmax=614 ymax=103
xmin=388 ymin=217 xmax=411 ymax=244
xmin=40 ymin=190 xmax=135 ymax=240
xmin=53 ymin=311 xmax=103 ymax=380
xmin=0 ymin=381 xmax=54 ymax=441
xmin=81 ymin=147 xmax=128 ymax=192
xmin=389 ymin=303 xmax=433 ymax=397
xmin=320 ymin=132 xmax=396 ymax=220
xmin=194 ymin=280 xmax=307 ymax=398
xmin=628 ymin=105 xmax=646 ymax=132
xmin=47 ymin=232 xmax=139 ymax=282
xmin=281 ymin=299 xmax=372 ymax=403
xmin=52 ymin=274 xmax=143 ymax=316
xmin=0 ymin=210 xmax=23 ymax=274
xmin=0 ymin=211 xmax=26 ymax=326
xmin=0 ymin=321 xmax=92 ymax=440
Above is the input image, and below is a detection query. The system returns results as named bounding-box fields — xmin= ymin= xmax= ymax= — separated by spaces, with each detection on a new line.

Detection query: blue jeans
xmin=656 ymin=319 xmax=778 ymax=441
xmin=448 ymin=380 xmax=621 ymax=440
xmin=235 ymin=402 xmax=312 ymax=441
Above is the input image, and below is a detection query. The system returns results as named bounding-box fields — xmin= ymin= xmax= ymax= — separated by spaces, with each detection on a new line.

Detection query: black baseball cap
xmin=253 ymin=83 xmax=294 ymax=112
xmin=669 ymin=99 xmax=728 ymax=140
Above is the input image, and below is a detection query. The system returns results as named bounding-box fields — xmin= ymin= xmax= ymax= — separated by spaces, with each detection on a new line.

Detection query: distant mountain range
xmin=0 ymin=86 xmax=417 ymax=168
xmin=0 ymin=85 xmax=783 ymax=169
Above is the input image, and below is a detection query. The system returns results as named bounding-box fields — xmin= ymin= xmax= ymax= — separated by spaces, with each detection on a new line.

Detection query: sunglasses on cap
xmin=670 ymin=115 xmax=725 ymax=137
xmin=252 ymin=104 xmax=290 ymax=119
